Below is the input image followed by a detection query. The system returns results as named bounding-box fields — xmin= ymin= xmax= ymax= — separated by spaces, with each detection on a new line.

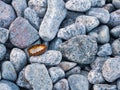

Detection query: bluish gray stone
xmin=2 ymin=61 xmax=17 ymax=81
xmin=30 ymin=50 xmax=62 ymax=66
xmin=39 ymin=0 xmax=67 ymax=41
xmin=113 ymin=0 xmax=120 ymax=9
xmin=89 ymin=0 xmax=106 ymax=7
xmin=75 ymin=15 xmax=99 ymax=32
xmin=86 ymin=8 xmax=110 ymax=24
xmin=49 ymin=67 xmax=65 ymax=83
xmin=10 ymin=48 xmax=27 ymax=73
xmin=2 ymin=0 xmax=12 ymax=3
xmin=24 ymin=63 xmax=53 ymax=90
xmin=111 ymin=25 xmax=120 ymax=38
xmin=65 ymin=0 xmax=91 ymax=12
xmin=117 ymin=79 xmax=120 ymax=90
xmin=0 ymin=44 xmax=6 ymax=61
xmin=104 ymin=4 xmax=115 ymax=13
xmin=68 ymin=74 xmax=89 ymax=90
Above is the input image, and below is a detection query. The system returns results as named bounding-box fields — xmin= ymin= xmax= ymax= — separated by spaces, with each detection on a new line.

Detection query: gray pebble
xmin=104 ymin=4 xmax=115 ymax=13
xmin=97 ymin=43 xmax=112 ymax=57
xmin=39 ymin=0 xmax=67 ymax=41
xmin=9 ymin=17 xmax=39 ymax=48
xmin=93 ymin=84 xmax=117 ymax=90
xmin=68 ymin=74 xmax=89 ymax=90
xmin=111 ymin=25 xmax=120 ymax=38
xmin=89 ymin=25 xmax=110 ymax=44
xmin=30 ymin=50 xmax=62 ymax=66
xmin=24 ymin=63 xmax=53 ymax=90
xmin=53 ymin=79 xmax=69 ymax=90
xmin=0 ymin=28 xmax=9 ymax=44
xmin=59 ymin=61 xmax=77 ymax=72
xmin=75 ymin=15 xmax=99 ymax=32
xmin=28 ymin=0 xmax=47 ymax=17
xmin=2 ymin=61 xmax=17 ymax=81
xmin=58 ymin=23 xmax=86 ymax=40
xmin=117 ymin=79 xmax=120 ymax=90
xmin=49 ymin=38 xmax=63 ymax=50
xmin=65 ymin=0 xmax=91 ymax=12
xmin=0 ymin=80 xmax=20 ymax=90
xmin=12 ymin=0 xmax=27 ymax=17
xmin=88 ymin=70 xmax=105 ymax=84
xmin=10 ymin=48 xmax=27 ymax=73
xmin=102 ymin=57 xmax=120 ymax=82
xmin=58 ymin=35 xmax=98 ymax=64
xmin=24 ymin=7 xmax=41 ymax=30
xmin=0 ymin=44 xmax=6 ymax=61
xmin=86 ymin=8 xmax=110 ymax=24
xmin=89 ymin=0 xmax=106 ymax=7
xmin=0 ymin=1 xmax=16 ymax=28
xmin=49 ymin=67 xmax=65 ymax=83
xmin=113 ymin=0 xmax=120 ymax=9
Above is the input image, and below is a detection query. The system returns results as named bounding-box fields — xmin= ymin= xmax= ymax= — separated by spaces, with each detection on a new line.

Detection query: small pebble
xmin=0 ymin=44 xmax=6 ymax=61
xmin=111 ymin=25 xmax=120 ymax=38
xmin=112 ymin=0 xmax=120 ymax=9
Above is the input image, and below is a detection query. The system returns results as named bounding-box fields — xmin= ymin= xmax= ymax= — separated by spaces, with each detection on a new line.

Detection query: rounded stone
xmin=104 ymin=4 xmax=115 ymax=13
xmin=113 ymin=0 xmax=120 ymax=9
xmin=89 ymin=0 xmax=106 ymax=7
xmin=111 ymin=25 xmax=120 ymax=38
xmin=0 ymin=44 xmax=6 ymax=61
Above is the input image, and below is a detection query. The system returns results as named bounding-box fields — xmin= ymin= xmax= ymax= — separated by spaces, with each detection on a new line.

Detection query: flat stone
xmin=9 ymin=17 xmax=39 ymax=48
xmin=111 ymin=25 xmax=120 ymax=38
xmin=30 ymin=50 xmax=62 ymax=66
xmin=24 ymin=63 xmax=53 ymax=90
xmin=0 ymin=44 xmax=6 ymax=61
xmin=58 ymin=35 xmax=98 ymax=64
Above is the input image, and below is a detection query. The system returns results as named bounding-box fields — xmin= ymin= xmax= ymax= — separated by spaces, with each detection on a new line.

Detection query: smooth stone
xmin=104 ymin=4 xmax=115 ymax=13
xmin=0 ymin=44 xmax=6 ymax=61
xmin=111 ymin=25 xmax=120 ymax=38
xmin=113 ymin=0 xmax=120 ymax=9
xmin=89 ymin=0 xmax=106 ymax=7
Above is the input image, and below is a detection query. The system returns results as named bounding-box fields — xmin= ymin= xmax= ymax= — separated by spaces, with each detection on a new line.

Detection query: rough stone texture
xmin=93 ymin=84 xmax=117 ymax=90
xmin=49 ymin=67 xmax=65 ymax=83
xmin=65 ymin=0 xmax=91 ymax=12
xmin=53 ymin=79 xmax=69 ymax=90
xmin=89 ymin=0 xmax=106 ymax=7
xmin=108 ymin=9 xmax=120 ymax=27
xmin=2 ymin=61 xmax=17 ymax=81
xmin=0 ymin=44 xmax=6 ymax=61
xmin=104 ymin=4 xmax=115 ymax=13
xmin=24 ymin=7 xmax=41 ymax=30
xmin=39 ymin=0 xmax=67 ymax=41
xmin=112 ymin=38 xmax=120 ymax=56
xmin=59 ymin=61 xmax=77 ymax=72
xmin=86 ymin=8 xmax=110 ymax=24
xmin=75 ymin=15 xmax=99 ymax=32
xmin=111 ymin=25 xmax=120 ymax=38
xmin=0 ymin=1 xmax=16 ymax=28
xmin=88 ymin=70 xmax=105 ymax=84
xmin=30 ymin=50 xmax=62 ymax=66
xmin=0 ymin=80 xmax=20 ymax=90
xmin=102 ymin=57 xmax=120 ymax=82
xmin=28 ymin=0 xmax=47 ymax=17
xmin=10 ymin=48 xmax=27 ymax=73
xmin=24 ymin=63 xmax=53 ymax=90
xmin=0 ymin=28 xmax=9 ymax=44
xmin=58 ymin=23 xmax=86 ymax=40
xmin=113 ymin=0 xmax=120 ymax=9
xmin=117 ymin=79 xmax=120 ymax=90
xmin=12 ymin=0 xmax=27 ymax=17
xmin=89 ymin=25 xmax=110 ymax=44
xmin=97 ymin=43 xmax=112 ymax=56
xmin=9 ymin=17 xmax=39 ymax=48
xmin=58 ymin=35 xmax=98 ymax=64
xmin=68 ymin=74 xmax=89 ymax=90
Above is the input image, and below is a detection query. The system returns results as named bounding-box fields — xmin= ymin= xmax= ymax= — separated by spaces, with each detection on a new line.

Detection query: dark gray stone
xmin=104 ymin=4 xmax=115 ymax=13
xmin=113 ymin=0 xmax=120 ymax=9
xmin=0 ymin=44 xmax=6 ymax=61
xmin=111 ymin=25 xmax=120 ymax=38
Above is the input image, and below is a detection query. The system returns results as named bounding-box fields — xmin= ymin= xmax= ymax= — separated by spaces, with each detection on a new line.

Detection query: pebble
xmin=30 ymin=50 xmax=62 ymax=66
xmin=117 ymin=79 xmax=120 ymax=90
xmin=0 ymin=80 xmax=20 ymax=90
xmin=88 ymin=70 xmax=105 ymax=84
xmin=58 ymin=23 xmax=86 ymax=40
xmin=104 ymin=4 xmax=115 ymax=13
xmin=112 ymin=0 xmax=120 ymax=9
xmin=2 ymin=61 xmax=17 ymax=81
xmin=39 ymin=0 xmax=67 ymax=41
xmin=0 ymin=28 xmax=9 ymax=44
xmin=24 ymin=7 xmax=41 ymax=30
xmin=0 ymin=44 xmax=6 ymax=61
xmin=75 ymin=15 xmax=99 ymax=32
xmin=53 ymin=79 xmax=69 ymax=90
xmin=111 ymin=25 xmax=120 ymax=38
xmin=24 ymin=63 xmax=53 ymax=90
xmin=28 ymin=0 xmax=47 ymax=17
xmin=102 ymin=57 xmax=120 ymax=82
xmin=89 ymin=25 xmax=110 ymax=44
xmin=86 ymin=8 xmax=110 ymax=24
xmin=58 ymin=35 xmax=98 ymax=64
xmin=49 ymin=38 xmax=63 ymax=50
xmin=9 ymin=17 xmax=39 ymax=48
xmin=65 ymin=0 xmax=91 ymax=12
xmin=97 ymin=43 xmax=112 ymax=57
xmin=12 ymin=0 xmax=27 ymax=17
xmin=93 ymin=84 xmax=117 ymax=90
xmin=10 ymin=48 xmax=27 ymax=72
xmin=89 ymin=0 xmax=106 ymax=7
xmin=0 ymin=1 xmax=16 ymax=28
xmin=68 ymin=74 xmax=89 ymax=90
xmin=49 ymin=66 xmax=65 ymax=83
xmin=59 ymin=61 xmax=77 ymax=72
